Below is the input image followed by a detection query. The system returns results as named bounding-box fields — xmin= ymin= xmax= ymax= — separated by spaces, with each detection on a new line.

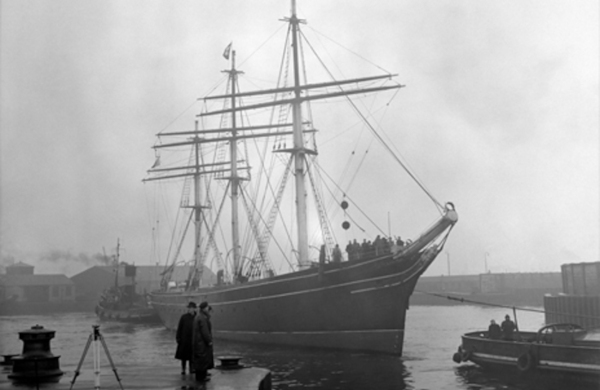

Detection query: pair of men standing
xmin=175 ymin=301 xmax=214 ymax=382
xmin=488 ymin=314 xmax=516 ymax=340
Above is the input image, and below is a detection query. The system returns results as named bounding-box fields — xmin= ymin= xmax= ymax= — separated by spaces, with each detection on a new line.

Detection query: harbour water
xmin=0 ymin=305 xmax=598 ymax=390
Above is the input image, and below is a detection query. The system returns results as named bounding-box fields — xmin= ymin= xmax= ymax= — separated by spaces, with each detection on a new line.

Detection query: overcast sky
xmin=1 ymin=0 xmax=598 ymax=277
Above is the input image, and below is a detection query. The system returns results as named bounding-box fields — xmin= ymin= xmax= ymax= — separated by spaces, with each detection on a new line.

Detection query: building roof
xmin=7 ymin=261 xmax=34 ymax=268
xmin=71 ymin=264 xmax=216 ymax=284
xmin=0 ymin=274 xmax=74 ymax=287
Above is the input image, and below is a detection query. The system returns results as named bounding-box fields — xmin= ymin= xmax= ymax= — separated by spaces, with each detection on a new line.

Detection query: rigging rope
xmin=299 ymin=29 xmax=445 ymax=213
xmin=314 ymin=160 xmax=387 ymax=236
xmin=306 ymin=25 xmax=395 ymax=76
xmin=241 ymin=187 xmax=296 ymax=272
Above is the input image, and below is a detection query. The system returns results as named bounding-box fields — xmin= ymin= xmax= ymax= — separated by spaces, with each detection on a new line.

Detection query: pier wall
xmin=412 ymin=272 xmax=561 ymax=306
xmin=543 ymin=261 xmax=600 ymax=328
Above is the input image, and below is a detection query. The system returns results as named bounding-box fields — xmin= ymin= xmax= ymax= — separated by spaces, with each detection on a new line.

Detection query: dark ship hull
xmin=150 ymin=211 xmax=456 ymax=355
xmin=95 ymin=303 xmax=161 ymax=324
xmin=0 ymin=299 xmax=88 ymax=316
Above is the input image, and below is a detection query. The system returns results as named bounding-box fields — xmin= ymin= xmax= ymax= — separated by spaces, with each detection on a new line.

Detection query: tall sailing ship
xmin=146 ymin=1 xmax=458 ymax=355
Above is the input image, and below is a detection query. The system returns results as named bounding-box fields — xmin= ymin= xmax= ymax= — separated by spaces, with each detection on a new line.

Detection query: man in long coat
xmin=175 ymin=301 xmax=196 ymax=374
xmin=501 ymin=314 xmax=516 ymax=340
xmin=192 ymin=301 xmax=213 ymax=382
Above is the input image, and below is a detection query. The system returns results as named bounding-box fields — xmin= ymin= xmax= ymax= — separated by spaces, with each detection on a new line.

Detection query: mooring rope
xmin=413 ymin=290 xmax=600 ymax=322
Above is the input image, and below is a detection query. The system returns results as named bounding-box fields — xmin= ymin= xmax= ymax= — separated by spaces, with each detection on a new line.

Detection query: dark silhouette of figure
xmin=319 ymin=244 xmax=326 ymax=264
xmin=501 ymin=314 xmax=516 ymax=340
xmin=352 ymin=239 xmax=360 ymax=260
xmin=346 ymin=241 xmax=354 ymax=261
xmin=361 ymin=239 xmax=370 ymax=259
xmin=332 ymin=244 xmax=342 ymax=263
xmin=488 ymin=319 xmax=501 ymax=339
xmin=193 ymin=301 xmax=213 ymax=382
xmin=374 ymin=235 xmax=382 ymax=255
xmin=382 ymin=237 xmax=390 ymax=254
xmin=175 ymin=301 xmax=196 ymax=374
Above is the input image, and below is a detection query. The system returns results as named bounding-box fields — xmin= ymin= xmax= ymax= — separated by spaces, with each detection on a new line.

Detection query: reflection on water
xmin=0 ymin=306 xmax=598 ymax=390
xmin=214 ymin=340 xmax=410 ymax=390
xmin=455 ymin=364 xmax=600 ymax=390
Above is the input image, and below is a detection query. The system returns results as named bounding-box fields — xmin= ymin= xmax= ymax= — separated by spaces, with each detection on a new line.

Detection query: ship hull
xmin=94 ymin=304 xmax=161 ymax=324
xmin=151 ymin=249 xmax=436 ymax=355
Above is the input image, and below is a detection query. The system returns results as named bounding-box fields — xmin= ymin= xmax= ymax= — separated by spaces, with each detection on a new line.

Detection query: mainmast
xmin=289 ymin=0 xmax=311 ymax=268
xmin=225 ymin=49 xmax=243 ymax=280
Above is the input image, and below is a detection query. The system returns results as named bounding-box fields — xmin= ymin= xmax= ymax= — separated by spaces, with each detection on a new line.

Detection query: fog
xmin=1 ymin=0 xmax=598 ymax=277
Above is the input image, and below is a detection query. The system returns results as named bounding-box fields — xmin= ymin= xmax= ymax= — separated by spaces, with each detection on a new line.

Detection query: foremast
xmin=192 ymin=125 xmax=202 ymax=289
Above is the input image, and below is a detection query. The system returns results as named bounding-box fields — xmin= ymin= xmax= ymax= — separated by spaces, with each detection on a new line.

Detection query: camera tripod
xmin=70 ymin=325 xmax=124 ymax=390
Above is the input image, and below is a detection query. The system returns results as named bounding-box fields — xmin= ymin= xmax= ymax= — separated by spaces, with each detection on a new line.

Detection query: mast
xmin=226 ymin=50 xmax=242 ymax=280
xmin=113 ymin=238 xmax=120 ymax=288
xmin=290 ymin=0 xmax=310 ymax=268
xmin=147 ymin=0 xmax=402 ymax=281
xmin=192 ymin=123 xmax=202 ymax=289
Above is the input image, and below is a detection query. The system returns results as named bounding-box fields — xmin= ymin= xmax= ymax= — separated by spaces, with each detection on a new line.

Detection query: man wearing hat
xmin=501 ymin=314 xmax=516 ymax=340
xmin=192 ymin=301 xmax=213 ymax=382
xmin=175 ymin=301 xmax=196 ymax=375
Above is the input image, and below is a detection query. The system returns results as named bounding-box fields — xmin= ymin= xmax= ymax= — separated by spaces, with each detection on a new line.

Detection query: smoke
xmin=0 ymin=248 xmax=113 ymax=277
xmin=39 ymin=250 xmax=111 ymax=266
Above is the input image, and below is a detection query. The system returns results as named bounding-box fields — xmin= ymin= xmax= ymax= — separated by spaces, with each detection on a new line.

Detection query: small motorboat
xmin=453 ymin=323 xmax=600 ymax=379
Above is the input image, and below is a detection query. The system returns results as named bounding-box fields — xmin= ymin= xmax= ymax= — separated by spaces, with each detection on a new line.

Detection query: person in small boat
xmin=501 ymin=314 xmax=516 ymax=340
xmin=488 ymin=319 xmax=501 ymax=339
xmin=192 ymin=301 xmax=213 ymax=382
xmin=175 ymin=301 xmax=196 ymax=375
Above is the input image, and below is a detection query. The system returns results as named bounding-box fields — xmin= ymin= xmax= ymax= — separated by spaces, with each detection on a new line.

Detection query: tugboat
xmin=95 ymin=240 xmax=159 ymax=323
xmin=453 ymin=322 xmax=600 ymax=380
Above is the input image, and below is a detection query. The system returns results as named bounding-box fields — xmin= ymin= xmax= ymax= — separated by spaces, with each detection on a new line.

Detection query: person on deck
xmin=192 ymin=301 xmax=213 ymax=382
xmin=346 ymin=241 xmax=354 ymax=261
xmin=352 ymin=239 xmax=360 ymax=260
xmin=175 ymin=301 xmax=196 ymax=375
xmin=374 ymin=235 xmax=382 ymax=255
xmin=319 ymin=244 xmax=326 ymax=265
xmin=488 ymin=319 xmax=501 ymax=340
xmin=361 ymin=239 xmax=370 ymax=259
xmin=332 ymin=244 xmax=342 ymax=263
xmin=501 ymin=314 xmax=516 ymax=340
